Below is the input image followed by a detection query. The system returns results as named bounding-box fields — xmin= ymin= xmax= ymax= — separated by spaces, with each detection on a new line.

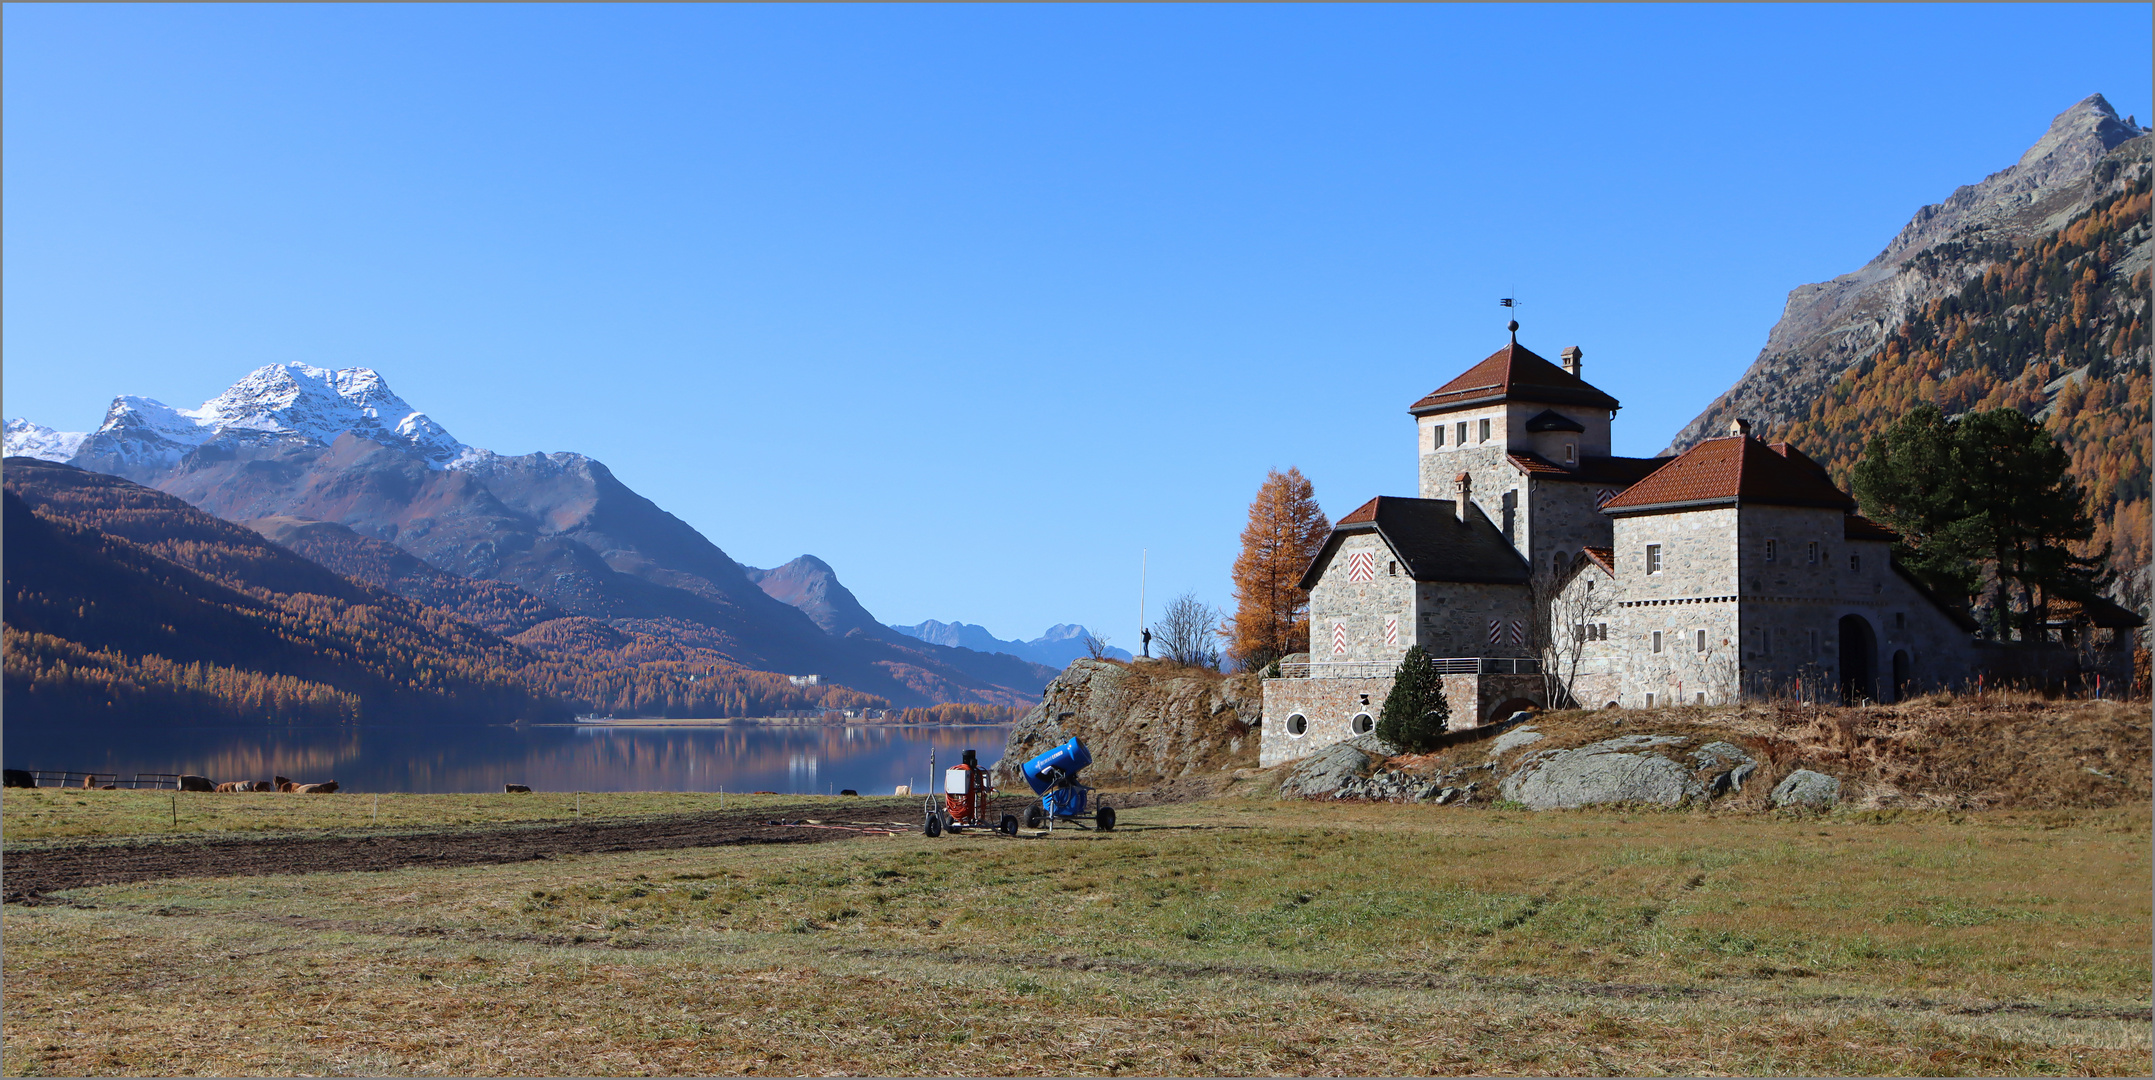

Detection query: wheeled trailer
xmin=1019 ymin=737 xmax=1115 ymax=832
xmin=921 ymin=748 xmax=1020 ymax=837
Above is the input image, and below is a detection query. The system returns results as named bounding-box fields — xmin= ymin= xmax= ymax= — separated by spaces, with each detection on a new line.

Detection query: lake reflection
xmin=2 ymin=722 xmax=1011 ymax=795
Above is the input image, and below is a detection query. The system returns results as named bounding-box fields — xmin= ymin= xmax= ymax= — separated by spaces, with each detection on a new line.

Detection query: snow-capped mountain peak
xmin=7 ymin=363 xmax=473 ymax=471
xmin=3 ymin=419 xmax=88 ymax=462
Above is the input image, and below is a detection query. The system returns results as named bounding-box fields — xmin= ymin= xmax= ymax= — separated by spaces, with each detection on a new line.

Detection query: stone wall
xmin=1260 ymin=670 xmax=1550 ymax=766
xmin=1306 ymin=532 xmax=1419 ymax=663
xmin=1414 ymin=579 xmax=1533 ymax=658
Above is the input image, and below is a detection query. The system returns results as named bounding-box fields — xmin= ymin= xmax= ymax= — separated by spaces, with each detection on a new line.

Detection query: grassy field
xmin=0 ymin=788 xmax=839 ymax=845
xmin=3 ymin=792 xmax=2148 ymax=1076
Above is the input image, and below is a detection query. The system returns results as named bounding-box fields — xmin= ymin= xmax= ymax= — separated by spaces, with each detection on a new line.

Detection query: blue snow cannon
xmin=1019 ymin=737 xmax=1115 ymax=832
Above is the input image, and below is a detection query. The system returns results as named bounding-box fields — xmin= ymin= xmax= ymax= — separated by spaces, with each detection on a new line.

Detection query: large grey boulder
xmin=1484 ymin=725 xmax=1545 ymax=758
xmin=1771 ymin=769 xmax=1841 ymax=809
xmin=1497 ymin=734 xmax=1760 ymax=810
xmin=1279 ymin=735 xmax=1401 ymax=799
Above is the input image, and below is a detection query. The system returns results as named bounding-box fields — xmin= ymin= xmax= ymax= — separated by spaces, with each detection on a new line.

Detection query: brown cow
xmin=216 ymin=781 xmax=246 ymax=792
xmin=294 ymin=781 xmax=340 ymax=794
xmin=274 ymin=775 xmax=293 ymax=790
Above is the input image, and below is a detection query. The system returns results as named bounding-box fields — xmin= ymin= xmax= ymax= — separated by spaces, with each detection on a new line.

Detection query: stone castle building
xmin=1261 ymin=324 xmax=2016 ymax=768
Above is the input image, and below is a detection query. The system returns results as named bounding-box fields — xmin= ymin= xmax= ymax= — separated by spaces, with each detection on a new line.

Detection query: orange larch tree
xmin=1225 ymin=467 xmax=1331 ymax=671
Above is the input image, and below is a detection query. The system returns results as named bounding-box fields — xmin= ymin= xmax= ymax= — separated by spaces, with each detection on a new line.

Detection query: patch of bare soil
xmin=1 ymin=797 xmax=1012 ymax=902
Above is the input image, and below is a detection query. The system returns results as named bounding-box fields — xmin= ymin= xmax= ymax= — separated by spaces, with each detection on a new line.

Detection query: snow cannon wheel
xmin=999 ymin=814 xmax=1019 ymax=836
xmin=923 ymin=814 xmax=942 ymax=838
xmin=1024 ymin=805 xmax=1045 ymax=830
xmin=1096 ymin=806 xmax=1116 ymax=832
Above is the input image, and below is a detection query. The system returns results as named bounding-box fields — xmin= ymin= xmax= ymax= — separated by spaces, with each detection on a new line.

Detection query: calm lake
xmin=3 ymin=722 xmax=1013 ymax=795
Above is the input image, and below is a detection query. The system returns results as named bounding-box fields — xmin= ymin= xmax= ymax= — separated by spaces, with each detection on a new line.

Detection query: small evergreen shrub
xmin=1376 ymin=644 xmax=1449 ymax=751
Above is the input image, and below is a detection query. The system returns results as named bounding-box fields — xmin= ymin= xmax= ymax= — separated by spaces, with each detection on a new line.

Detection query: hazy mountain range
xmin=889 ymin=620 xmax=1133 ymax=667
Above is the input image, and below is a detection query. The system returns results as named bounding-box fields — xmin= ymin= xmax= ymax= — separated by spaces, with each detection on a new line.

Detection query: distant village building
xmin=1260 ymin=326 xmax=2137 ymax=767
xmin=787 ymin=674 xmax=821 ymax=687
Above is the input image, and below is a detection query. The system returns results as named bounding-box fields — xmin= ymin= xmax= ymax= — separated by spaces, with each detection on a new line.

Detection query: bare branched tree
xmin=1536 ymin=558 xmax=1615 ymax=709
xmin=1155 ymin=591 xmax=1222 ymax=669
xmin=1082 ymin=631 xmax=1114 ymax=660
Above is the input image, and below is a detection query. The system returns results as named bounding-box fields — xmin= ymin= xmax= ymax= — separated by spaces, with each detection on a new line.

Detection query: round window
xmin=1286 ymin=713 xmax=1308 ymax=737
xmin=1350 ymin=713 xmax=1374 ymax=736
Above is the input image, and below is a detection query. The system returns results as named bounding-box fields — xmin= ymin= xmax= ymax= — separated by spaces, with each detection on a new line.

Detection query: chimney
xmin=1454 ymin=472 xmax=1472 ymax=522
xmin=1560 ymin=346 xmax=1583 ymax=377
xmin=1729 ymin=418 xmax=1752 ymax=438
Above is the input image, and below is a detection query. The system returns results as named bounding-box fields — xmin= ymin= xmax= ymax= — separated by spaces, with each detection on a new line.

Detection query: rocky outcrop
xmin=1671 ymin=95 xmax=2150 ymax=452
xmin=1771 ymin=769 xmax=1842 ymax=810
xmin=1278 ymin=735 xmax=1398 ymax=799
xmin=992 ymin=659 xmax=1261 ymax=788
xmin=1498 ymin=734 xmax=1760 ymax=810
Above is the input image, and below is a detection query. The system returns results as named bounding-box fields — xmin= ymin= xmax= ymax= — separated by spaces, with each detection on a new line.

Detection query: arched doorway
xmin=1838 ymin=615 xmax=1877 ymax=704
xmin=1489 ymin=697 xmax=1538 ymax=725
xmin=1892 ymin=650 xmax=1911 ymax=702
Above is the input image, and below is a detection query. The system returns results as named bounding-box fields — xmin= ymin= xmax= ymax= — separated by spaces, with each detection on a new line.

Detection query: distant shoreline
xmin=546 ymin=717 xmax=1013 ymax=728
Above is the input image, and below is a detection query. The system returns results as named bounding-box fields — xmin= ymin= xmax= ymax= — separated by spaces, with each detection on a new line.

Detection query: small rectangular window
xmin=1564 ymin=443 xmax=1576 ymax=463
xmin=1598 ymin=623 xmax=1608 ymax=640
xmin=1433 ymin=425 xmax=1445 ymax=448
xmin=1695 ymin=629 xmax=1707 ymax=652
xmin=1645 ymin=692 xmax=1656 ymax=708
xmin=1456 ymin=421 xmax=1468 ymax=444
xmin=1645 ymin=544 xmax=1662 ymax=574
xmin=1849 ymin=553 xmax=1861 ymax=572
xmin=1764 ymin=539 xmax=1776 ymax=563
xmin=1388 ymin=561 xmax=1398 ymax=576
xmin=1696 ymin=692 xmax=1706 ymax=705
xmin=1807 ymin=542 xmax=1819 ymax=565
xmin=1478 ymin=418 xmax=1492 ymax=443
xmin=1757 ymin=628 xmax=1771 ymax=656
xmin=1895 ymin=612 xmax=1905 ymax=630
xmin=1651 ymin=630 xmax=1663 ymax=653
xmin=1808 ymin=629 xmax=1819 ymax=654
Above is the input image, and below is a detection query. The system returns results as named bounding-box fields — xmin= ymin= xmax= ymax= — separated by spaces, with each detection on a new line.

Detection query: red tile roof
xmin=1600 ymin=436 xmax=1855 ymax=513
xmin=1580 ymin=547 xmax=1615 ymax=575
xmin=1507 ymin=452 xmax=1673 ymax=485
xmin=1409 ymin=339 xmax=1621 ymax=415
xmin=1337 ymin=497 xmax=1380 ymax=526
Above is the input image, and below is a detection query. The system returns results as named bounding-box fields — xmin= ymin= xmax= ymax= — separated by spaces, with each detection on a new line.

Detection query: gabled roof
xmin=1600 ymin=436 xmax=1855 ymax=514
xmin=1301 ymin=496 xmax=1530 ymax=589
xmin=1507 ymin=452 xmax=1674 ymax=485
xmin=1409 ymin=339 xmax=1621 ymax=416
xmin=1523 ymin=408 xmax=1586 ymax=433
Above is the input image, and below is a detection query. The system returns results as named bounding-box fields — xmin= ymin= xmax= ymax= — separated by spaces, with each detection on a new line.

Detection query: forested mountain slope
xmin=1675 ymin=95 xmax=2151 ymax=609
xmin=3 ymin=459 xmax=889 ymax=723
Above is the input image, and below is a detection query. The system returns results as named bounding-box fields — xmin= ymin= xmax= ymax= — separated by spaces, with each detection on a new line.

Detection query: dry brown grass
xmin=3 ymin=794 xmax=2147 ymax=1076
xmin=1394 ymin=697 xmax=2151 ymax=812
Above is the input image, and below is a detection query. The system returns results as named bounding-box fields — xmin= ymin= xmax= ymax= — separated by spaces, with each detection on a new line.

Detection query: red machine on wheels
xmin=923 ymin=749 xmax=1020 ymax=836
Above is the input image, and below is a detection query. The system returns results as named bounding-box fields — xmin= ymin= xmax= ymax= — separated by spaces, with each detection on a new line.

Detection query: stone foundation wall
xmin=1260 ymin=671 xmax=1552 ymax=767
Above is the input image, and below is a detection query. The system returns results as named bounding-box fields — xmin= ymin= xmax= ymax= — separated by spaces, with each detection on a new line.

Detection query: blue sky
xmin=6 ymin=4 xmax=2150 ymax=649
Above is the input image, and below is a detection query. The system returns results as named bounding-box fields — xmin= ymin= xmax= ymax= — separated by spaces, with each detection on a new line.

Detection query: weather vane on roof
xmin=1500 ymin=295 xmax=1520 ymax=341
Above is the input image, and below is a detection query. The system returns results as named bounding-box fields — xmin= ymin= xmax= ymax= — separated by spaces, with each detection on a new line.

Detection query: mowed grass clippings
xmin=3 ymin=798 xmax=2149 ymax=1076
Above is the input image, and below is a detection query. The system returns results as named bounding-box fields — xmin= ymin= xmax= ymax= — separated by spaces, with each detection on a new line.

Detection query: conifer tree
xmin=1375 ymin=645 xmax=1448 ymax=751
xmin=1226 ymin=468 xmax=1331 ymax=671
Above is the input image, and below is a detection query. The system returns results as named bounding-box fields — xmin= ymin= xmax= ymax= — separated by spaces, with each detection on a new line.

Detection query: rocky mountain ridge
xmin=6 ymin=368 xmax=1053 ymax=707
xmin=890 ymin=619 xmax=1133 ymax=666
xmin=1671 ymin=94 xmax=2150 ymax=451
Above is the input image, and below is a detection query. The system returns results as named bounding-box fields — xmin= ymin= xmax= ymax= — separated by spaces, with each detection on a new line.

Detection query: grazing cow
xmin=82 ymin=776 xmax=97 ymax=789
xmin=178 ymin=775 xmax=214 ymax=792
xmin=295 ymin=781 xmax=340 ymax=794
xmin=892 ymin=784 xmax=911 ymax=796
xmin=216 ymin=781 xmax=245 ymax=792
xmin=504 ymin=784 xmax=531 ymax=793
xmin=2 ymin=769 xmax=34 ymax=789
xmin=274 ymin=775 xmax=293 ymax=790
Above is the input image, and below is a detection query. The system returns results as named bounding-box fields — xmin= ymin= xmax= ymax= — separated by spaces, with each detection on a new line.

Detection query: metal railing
xmin=1277 ymin=657 xmax=1542 ymax=679
xmin=23 ymin=771 xmax=183 ymax=789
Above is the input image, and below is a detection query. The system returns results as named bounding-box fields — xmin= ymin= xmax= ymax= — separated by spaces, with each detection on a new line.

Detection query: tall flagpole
xmin=1138 ymin=549 xmax=1147 ymax=657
